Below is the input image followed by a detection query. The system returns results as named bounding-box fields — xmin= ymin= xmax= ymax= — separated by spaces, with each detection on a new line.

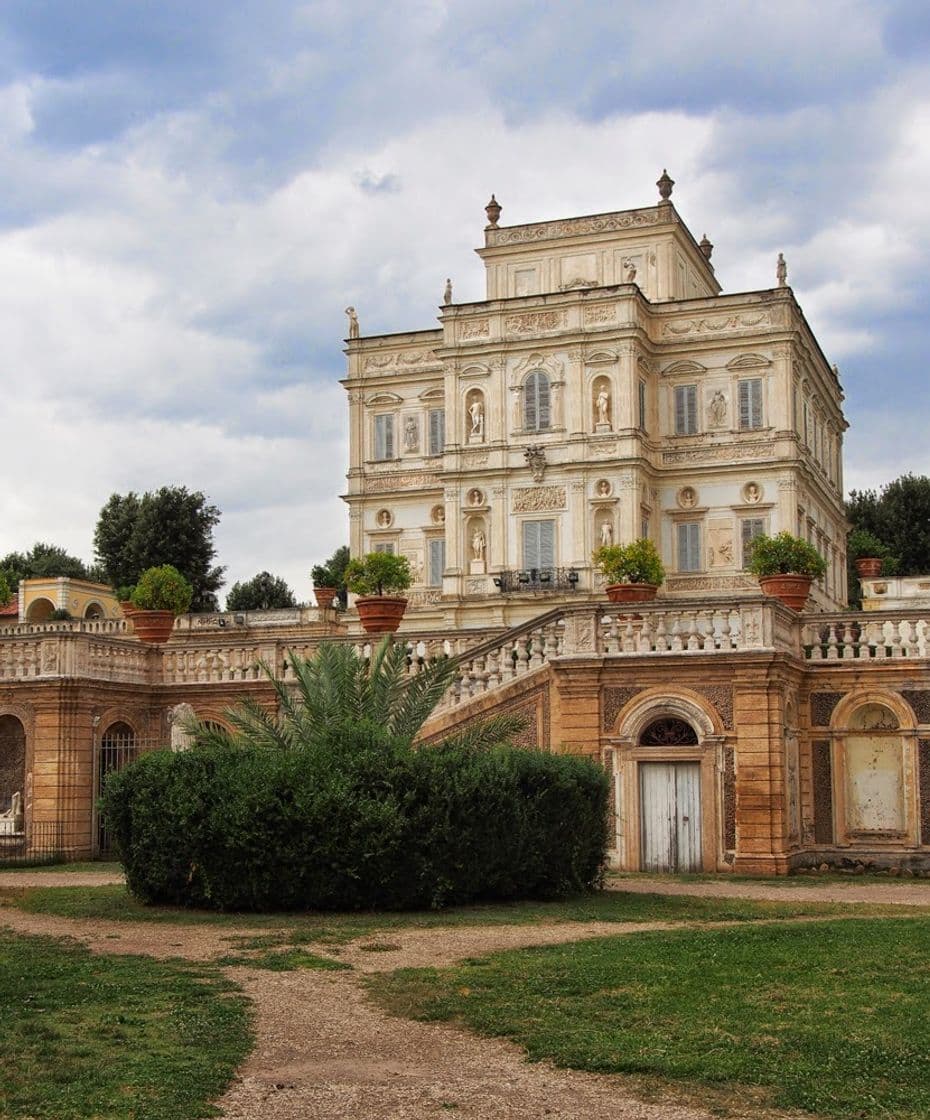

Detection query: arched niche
xmin=0 ymin=715 xmax=26 ymax=816
xmin=466 ymin=515 xmax=488 ymax=570
xmin=83 ymin=601 xmax=105 ymax=620
xmin=592 ymin=375 xmax=613 ymax=431
xmin=26 ymin=598 xmax=55 ymax=622
xmin=464 ymin=387 xmax=486 ymax=442
xmin=594 ymin=506 xmax=615 ymax=548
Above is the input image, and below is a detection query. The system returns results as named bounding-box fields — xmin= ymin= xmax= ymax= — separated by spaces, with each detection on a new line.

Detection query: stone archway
xmin=25 ymin=598 xmax=55 ymax=622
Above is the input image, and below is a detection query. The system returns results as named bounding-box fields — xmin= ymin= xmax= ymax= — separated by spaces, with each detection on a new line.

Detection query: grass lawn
xmin=0 ymin=929 xmax=251 ymax=1119
xmin=1 ymin=881 xmax=916 ymax=943
xmin=370 ymin=918 xmax=930 ymax=1119
xmin=0 ymin=861 xmax=122 ymax=875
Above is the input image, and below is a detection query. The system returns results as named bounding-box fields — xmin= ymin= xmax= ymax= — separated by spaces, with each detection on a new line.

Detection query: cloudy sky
xmin=2 ymin=1 xmax=929 ymax=603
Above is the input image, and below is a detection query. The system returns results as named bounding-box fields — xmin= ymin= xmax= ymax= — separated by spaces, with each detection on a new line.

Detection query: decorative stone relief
xmin=708 ymin=390 xmax=728 ymax=428
xmin=663 ymin=442 xmax=775 ymax=465
xmin=743 ymin=481 xmax=763 ymax=504
xmin=584 ymin=303 xmax=616 ymax=325
xmin=459 ymin=319 xmax=490 ymax=340
xmin=467 ymin=488 xmax=484 ymax=507
xmin=465 ymin=577 xmax=488 ymax=595
xmin=707 ymin=523 xmax=734 ymax=568
xmin=462 ymin=451 xmax=489 ymax=468
xmin=402 ymin=550 xmax=425 ymax=584
xmin=563 ymin=614 xmax=596 ymax=654
xmin=403 ymin=415 xmax=419 ymax=452
xmin=366 ymin=472 xmax=440 ymax=493
xmin=505 ymin=310 xmax=566 ymax=335
xmin=430 ymin=505 xmax=445 ymax=524
xmin=665 ymin=575 xmax=755 ymax=592
xmin=524 ymin=445 xmax=547 ymax=482
xmin=169 ymin=703 xmax=196 ymax=752
xmin=677 ymin=486 xmax=698 ymax=509
xmin=591 ymin=440 xmax=619 ymax=457
xmin=662 ymin=311 xmax=772 ymax=338
xmin=595 ymin=479 xmax=612 ymax=497
xmin=486 ymin=209 xmax=661 ymax=246
xmin=513 ymin=486 xmax=566 ymax=512
xmin=376 ymin=509 xmax=394 ymax=527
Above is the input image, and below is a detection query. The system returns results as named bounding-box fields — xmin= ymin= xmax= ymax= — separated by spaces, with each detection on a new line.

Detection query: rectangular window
xmin=374 ymin=414 xmax=394 ymax=460
xmin=677 ymin=521 xmax=701 ymax=572
xmin=638 ymin=379 xmax=647 ymax=430
xmin=741 ymin=518 xmax=766 ymax=568
xmin=373 ymin=542 xmax=394 ymax=555
xmin=674 ymin=384 xmax=698 ymax=435
xmin=522 ymin=519 xmax=555 ymax=569
xmin=428 ymin=538 xmax=445 ymax=587
xmin=428 ymin=408 xmax=445 ymax=456
xmin=739 ymin=378 xmax=764 ymax=430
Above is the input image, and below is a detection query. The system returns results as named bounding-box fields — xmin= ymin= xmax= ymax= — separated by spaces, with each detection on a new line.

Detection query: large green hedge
xmin=100 ymin=726 xmax=609 ymax=911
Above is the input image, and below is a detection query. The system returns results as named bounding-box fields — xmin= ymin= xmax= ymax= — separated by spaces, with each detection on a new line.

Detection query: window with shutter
xmin=524 ymin=371 xmax=551 ymax=431
xmin=741 ymin=518 xmax=766 ymax=567
xmin=428 ymin=409 xmax=445 ymax=455
xmin=738 ymin=378 xmax=763 ymax=430
xmin=522 ymin=519 xmax=555 ymax=568
xmin=373 ymin=542 xmax=394 ymax=555
xmin=428 ymin=538 xmax=445 ymax=586
xmin=374 ymin=414 xmax=394 ymax=460
xmin=674 ymin=385 xmax=698 ymax=435
xmin=677 ymin=522 xmax=701 ymax=572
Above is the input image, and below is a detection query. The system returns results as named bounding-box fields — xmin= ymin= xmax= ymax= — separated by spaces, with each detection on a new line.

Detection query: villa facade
xmin=1 ymin=177 xmax=928 ymax=878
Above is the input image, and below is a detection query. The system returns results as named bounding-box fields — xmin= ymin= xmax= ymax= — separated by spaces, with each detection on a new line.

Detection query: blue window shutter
xmin=429 ymin=538 xmax=445 ymax=586
xmin=538 ymin=519 xmax=555 ymax=567
xmin=537 ymin=374 xmax=551 ymax=429
xmin=429 ymin=409 xmax=445 ymax=455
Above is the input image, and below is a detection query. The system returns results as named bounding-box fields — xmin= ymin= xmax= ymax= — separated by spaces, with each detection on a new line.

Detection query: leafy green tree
xmin=94 ymin=487 xmax=225 ymax=611
xmin=0 ymin=571 xmax=11 ymax=606
xmin=0 ymin=542 xmax=94 ymax=588
xmin=311 ymin=545 xmax=350 ymax=608
xmin=191 ymin=638 xmax=523 ymax=755
xmin=226 ymin=571 xmax=297 ymax=612
xmin=847 ymin=474 xmax=930 ymax=576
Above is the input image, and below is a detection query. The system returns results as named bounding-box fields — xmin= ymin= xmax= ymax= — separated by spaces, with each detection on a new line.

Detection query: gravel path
xmin=4 ymin=869 xmax=923 ymax=1118
xmin=0 ymin=870 xmax=125 ymax=887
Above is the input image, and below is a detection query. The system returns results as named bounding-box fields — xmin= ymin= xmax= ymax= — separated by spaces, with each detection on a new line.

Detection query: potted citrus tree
xmin=344 ymin=552 xmax=412 ymax=633
xmin=311 ymin=560 xmax=339 ymax=610
xmin=746 ymin=531 xmax=826 ymax=610
xmin=129 ymin=565 xmax=193 ymax=643
xmin=847 ymin=528 xmax=895 ymax=580
xmin=593 ymin=538 xmax=665 ymax=604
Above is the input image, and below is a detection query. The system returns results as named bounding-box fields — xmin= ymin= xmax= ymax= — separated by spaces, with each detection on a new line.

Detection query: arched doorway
xmin=0 ymin=715 xmax=26 ymax=830
xmin=97 ymin=721 xmax=136 ymax=854
xmin=638 ymin=717 xmax=702 ymax=873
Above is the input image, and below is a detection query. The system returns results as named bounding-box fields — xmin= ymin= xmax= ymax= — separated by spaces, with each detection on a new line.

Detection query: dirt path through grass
xmin=608 ymin=873 xmax=930 ymax=905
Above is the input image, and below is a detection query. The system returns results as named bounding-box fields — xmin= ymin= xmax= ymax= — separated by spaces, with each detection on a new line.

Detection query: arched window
xmin=523 ymin=371 xmax=551 ymax=431
xmin=0 ymin=715 xmax=26 ymax=816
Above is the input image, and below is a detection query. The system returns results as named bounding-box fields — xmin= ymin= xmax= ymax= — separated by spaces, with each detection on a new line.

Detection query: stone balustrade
xmin=801 ymin=613 xmax=930 ymax=660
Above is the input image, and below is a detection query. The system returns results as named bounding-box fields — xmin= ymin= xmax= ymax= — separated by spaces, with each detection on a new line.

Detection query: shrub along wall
xmin=101 ymin=727 xmax=609 ymax=911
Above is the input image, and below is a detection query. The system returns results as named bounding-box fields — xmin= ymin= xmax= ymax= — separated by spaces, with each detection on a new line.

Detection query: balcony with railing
xmin=493 ymin=567 xmax=580 ymax=593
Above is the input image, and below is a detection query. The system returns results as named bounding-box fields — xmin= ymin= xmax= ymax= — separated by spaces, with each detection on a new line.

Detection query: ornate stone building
xmin=2 ymin=177 xmax=929 ymax=879
xmin=343 ymin=174 xmax=848 ymax=626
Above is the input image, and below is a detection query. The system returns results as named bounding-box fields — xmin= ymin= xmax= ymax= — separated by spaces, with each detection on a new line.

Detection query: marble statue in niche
xmin=467 ymin=393 xmax=485 ymax=441
xmin=709 ymin=390 xmax=727 ymax=427
xmin=600 ymin=519 xmax=614 ymax=546
xmin=594 ymin=382 xmax=611 ymax=430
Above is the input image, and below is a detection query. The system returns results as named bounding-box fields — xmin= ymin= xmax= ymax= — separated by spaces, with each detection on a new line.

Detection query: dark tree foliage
xmin=0 ymin=542 xmax=95 ymax=588
xmin=94 ymin=487 xmax=225 ymax=612
xmin=226 ymin=571 xmax=297 ymax=612
xmin=846 ymin=474 xmax=930 ymax=605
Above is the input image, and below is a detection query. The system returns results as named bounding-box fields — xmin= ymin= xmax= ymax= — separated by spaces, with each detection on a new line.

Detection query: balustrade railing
xmin=801 ymin=613 xmax=930 ymax=660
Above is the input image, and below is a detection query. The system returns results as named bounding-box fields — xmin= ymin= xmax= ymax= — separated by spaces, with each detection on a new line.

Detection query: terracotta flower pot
xmin=855 ymin=557 xmax=883 ymax=579
xmin=355 ymin=595 xmax=408 ymax=634
xmin=130 ymin=610 xmax=176 ymax=644
xmin=758 ymin=574 xmax=813 ymax=612
xmin=315 ymin=587 xmax=337 ymax=610
xmin=119 ymin=600 xmax=137 ymax=619
xmin=605 ymin=583 xmax=659 ymax=604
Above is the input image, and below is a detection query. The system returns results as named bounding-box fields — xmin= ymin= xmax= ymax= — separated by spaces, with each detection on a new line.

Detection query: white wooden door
xmin=639 ymin=762 xmax=702 ymax=872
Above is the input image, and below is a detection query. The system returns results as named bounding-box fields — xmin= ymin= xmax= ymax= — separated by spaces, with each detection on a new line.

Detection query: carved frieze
xmin=462 ymin=451 xmax=490 ymax=468
xmin=663 ymin=441 xmax=775 ymax=465
xmin=505 ymin=310 xmax=566 ymax=335
xmin=665 ymin=574 xmax=755 ymax=592
xmin=486 ymin=208 xmax=662 ymax=246
xmin=590 ymin=440 xmax=619 ymax=457
xmin=662 ymin=311 xmax=772 ymax=338
xmin=365 ymin=471 xmax=440 ymax=493
xmin=513 ymin=486 xmax=567 ymax=512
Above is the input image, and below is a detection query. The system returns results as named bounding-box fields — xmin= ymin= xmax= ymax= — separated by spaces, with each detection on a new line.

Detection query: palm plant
xmin=189 ymin=637 xmax=525 ymax=753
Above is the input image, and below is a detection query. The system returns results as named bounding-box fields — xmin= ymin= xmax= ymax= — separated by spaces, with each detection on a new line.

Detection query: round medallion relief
xmin=376 ymin=508 xmax=393 ymax=527
xmin=431 ymin=504 xmax=445 ymax=524
xmin=743 ymin=482 xmax=763 ymax=504
xmin=467 ymin=488 xmax=484 ymax=506
xmin=595 ymin=478 xmax=612 ymax=497
xmin=677 ymin=486 xmax=698 ymax=509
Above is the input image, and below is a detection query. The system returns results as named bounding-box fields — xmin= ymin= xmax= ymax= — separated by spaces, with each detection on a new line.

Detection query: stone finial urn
xmin=699 ymin=233 xmax=713 ymax=259
xmin=657 ymin=169 xmax=674 ymax=201
xmin=485 ymin=194 xmax=502 ymax=228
